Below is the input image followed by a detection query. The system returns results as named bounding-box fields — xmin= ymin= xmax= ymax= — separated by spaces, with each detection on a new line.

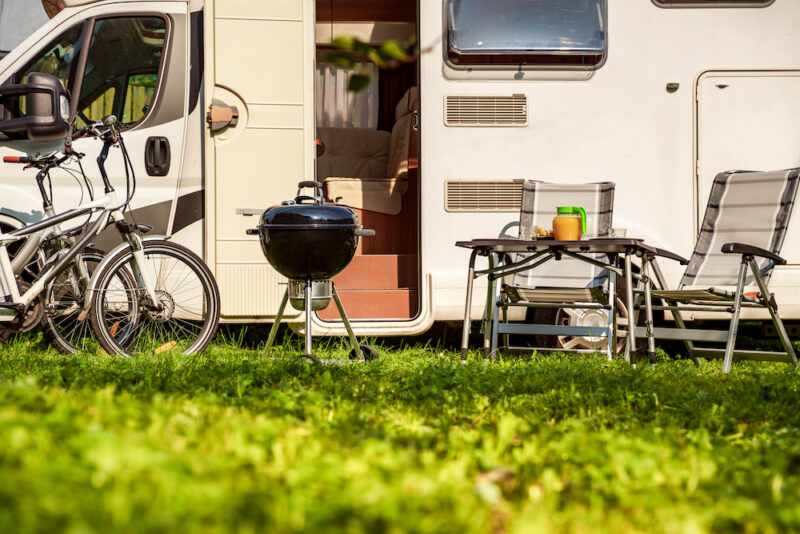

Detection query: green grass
xmin=1 ymin=333 xmax=799 ymax=533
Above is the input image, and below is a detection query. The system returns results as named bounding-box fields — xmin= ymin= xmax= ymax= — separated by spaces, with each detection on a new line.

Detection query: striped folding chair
xmin=493 ymin=181 xmax=618 ymax=357
xmin=641 ymin=168 xmax=800 ymax=372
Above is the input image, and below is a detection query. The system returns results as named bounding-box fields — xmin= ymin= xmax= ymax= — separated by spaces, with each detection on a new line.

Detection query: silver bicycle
xmin=0 ymin=116 xmax=220 ymax=356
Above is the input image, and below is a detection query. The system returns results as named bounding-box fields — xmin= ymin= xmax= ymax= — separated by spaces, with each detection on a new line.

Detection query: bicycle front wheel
xmin=89 ymin=240 xmax=220 ymax=357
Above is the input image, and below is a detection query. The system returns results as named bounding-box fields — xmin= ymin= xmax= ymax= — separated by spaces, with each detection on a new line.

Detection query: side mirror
xmin=0 ymin=72 xmax=70 ymax=142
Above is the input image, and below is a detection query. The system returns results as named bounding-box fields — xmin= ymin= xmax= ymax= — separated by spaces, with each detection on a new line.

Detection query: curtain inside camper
xmin=315 ymin=61 xmax=378 ymax=129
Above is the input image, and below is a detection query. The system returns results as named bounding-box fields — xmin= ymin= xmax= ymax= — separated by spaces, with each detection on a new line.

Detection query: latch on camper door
xmin=207 ymin=99 xmax=239 ymax=132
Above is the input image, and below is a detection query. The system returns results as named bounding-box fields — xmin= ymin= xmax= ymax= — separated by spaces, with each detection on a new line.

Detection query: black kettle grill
xmin=248 ymin=181 xmax=377 ymax=360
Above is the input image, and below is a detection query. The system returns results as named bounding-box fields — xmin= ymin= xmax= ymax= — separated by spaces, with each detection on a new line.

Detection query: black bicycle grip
xmin=3 ymin=156 xmax=31 ymax=164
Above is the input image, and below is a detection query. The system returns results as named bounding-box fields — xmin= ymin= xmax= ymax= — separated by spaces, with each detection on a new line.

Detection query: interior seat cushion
xmin=316 ymin=127 xmax=390 ymax=181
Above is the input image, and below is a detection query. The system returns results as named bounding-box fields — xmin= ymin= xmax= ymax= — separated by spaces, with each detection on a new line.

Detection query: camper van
xmin=1 ymin=0 xmax=799 ymax=344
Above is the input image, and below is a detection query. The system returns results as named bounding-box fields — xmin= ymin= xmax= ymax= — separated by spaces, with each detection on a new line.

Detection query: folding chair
xmin=492 ymin=181 xmax=620 ymax=359
xmin=640 ymin=168 xmax=800 ymax=373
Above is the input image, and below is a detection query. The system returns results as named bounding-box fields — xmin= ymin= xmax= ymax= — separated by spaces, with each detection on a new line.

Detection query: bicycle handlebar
xmin=3 ymin=155 xmax=32 ymax=164
xmin=75 ymin=115 xmax=119 ymax=141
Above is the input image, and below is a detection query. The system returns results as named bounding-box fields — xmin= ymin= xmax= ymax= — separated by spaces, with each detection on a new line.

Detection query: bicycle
xmin=2 ymin=146 xmax=112 ymax=352
xmin=0 ymin=116 xmax=221 ymax=356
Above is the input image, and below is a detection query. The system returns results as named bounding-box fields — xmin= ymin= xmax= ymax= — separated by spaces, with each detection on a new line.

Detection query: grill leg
xmin=263 ymin=288 xmax=289 ymax=357
xmin=332 ymin=283 xmax=362 ymax=357
xmin=304 ymin=278 xmax=313 ymax=357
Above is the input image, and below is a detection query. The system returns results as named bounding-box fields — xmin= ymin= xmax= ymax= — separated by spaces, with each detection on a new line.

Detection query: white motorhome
xmin=1 ymin=0 xmax=799 ymax=342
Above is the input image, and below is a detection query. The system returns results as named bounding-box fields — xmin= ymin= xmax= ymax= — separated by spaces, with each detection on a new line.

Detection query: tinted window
xmin=446 ymin=0 xmax=607 ymax=67
xmin=19 ymin=24 xmax=84 ymax=90
xmin=76 ymin=16 xmax=166 ymax=127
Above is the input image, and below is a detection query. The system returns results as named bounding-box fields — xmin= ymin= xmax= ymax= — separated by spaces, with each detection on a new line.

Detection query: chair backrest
xmin=681 ymin=168 xmax=800 ymax=288
xmin=513 ymin=181 xmax=615 ymax=288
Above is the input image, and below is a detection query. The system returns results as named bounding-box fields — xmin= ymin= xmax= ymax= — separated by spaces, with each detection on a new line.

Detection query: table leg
xmin=483 ymin=253 xmax=496 ymax=358
xmin=641 ymin=255 xmax=657 ymax=364
xmin=461 ymin=249 xmax=479 ymax=361
xmin=624 ymin=250 xmax=636 ymax=364
xmin=607 ymin=270 xmax=616 ymax=362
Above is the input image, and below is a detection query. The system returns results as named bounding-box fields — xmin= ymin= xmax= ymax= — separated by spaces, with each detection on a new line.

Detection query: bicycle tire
xmin=41 ymin=247 xmax=137 ymax=354
xmin=88 ymin=240 xmax=220 ymax=357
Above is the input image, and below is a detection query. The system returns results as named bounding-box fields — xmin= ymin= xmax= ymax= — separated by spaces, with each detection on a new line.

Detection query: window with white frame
xmin=446 ymin=0 xmax=607 ymax=68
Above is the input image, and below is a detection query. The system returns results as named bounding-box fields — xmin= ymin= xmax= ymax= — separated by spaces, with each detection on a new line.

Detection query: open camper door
xmin=204 ymin=0 xmax=315 ymax=319
xmin=696 ymin=71 xmax=800 ymax=316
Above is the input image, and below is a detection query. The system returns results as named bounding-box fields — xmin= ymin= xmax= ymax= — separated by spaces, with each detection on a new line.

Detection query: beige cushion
xmin=316 ymin=127 xmax=390 ymax=180
xmin=317 ymin=87 xmax=418 ymax=215
xmin=395 ymin=86 xmax=418 ymax=121
xmin=324 ymin=177 xmax=405 ymax=215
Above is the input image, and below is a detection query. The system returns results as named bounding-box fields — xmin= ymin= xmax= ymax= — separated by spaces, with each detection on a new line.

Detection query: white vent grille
xmin=445 ymin=181 xmax=523 ymax=212
xmin=445 ymin=95 xmax=527 ymax=126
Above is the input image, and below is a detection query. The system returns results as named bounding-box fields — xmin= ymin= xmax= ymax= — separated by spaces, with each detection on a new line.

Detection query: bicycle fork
xmin=123 ymin=231 xmax=160 ymax=308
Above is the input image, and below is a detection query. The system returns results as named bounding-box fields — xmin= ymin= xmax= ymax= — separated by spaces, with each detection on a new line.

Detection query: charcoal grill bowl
xmin=252 ymin=181 xmax=375 ymax=360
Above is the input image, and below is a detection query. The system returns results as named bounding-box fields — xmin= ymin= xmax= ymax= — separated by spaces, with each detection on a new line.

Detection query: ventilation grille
xmin=445 ymin=181 xmax=523 ymax=212
xmin=445 ymin=95 xmax=527 ymax=126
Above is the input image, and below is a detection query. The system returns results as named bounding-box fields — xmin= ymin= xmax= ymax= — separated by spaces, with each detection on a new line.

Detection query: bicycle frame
xmin=0 ymin=189 xmax=158 ymax=322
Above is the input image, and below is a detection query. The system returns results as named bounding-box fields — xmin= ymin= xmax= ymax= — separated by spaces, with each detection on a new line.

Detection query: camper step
xmin=332 ymin=254 xmax=418 ymax=290
xmin=318 ymin=288 xmax=418 ymax=320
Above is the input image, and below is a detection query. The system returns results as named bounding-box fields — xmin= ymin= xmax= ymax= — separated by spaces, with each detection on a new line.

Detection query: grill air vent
xmin=445 ymin=95 xmax=527 ymax=126
xmin=445 ymin=181 xmax=523 ymax=212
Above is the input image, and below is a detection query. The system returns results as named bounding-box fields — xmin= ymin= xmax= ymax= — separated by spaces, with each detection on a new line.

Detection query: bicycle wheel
xmin=41 ymin=247 xmax=136 ymax=354
xmin=89 ymin=240 xmax=220 ymax=357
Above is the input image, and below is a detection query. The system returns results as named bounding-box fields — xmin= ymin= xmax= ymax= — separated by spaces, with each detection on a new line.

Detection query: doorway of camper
xmin=314 ymin=0 xmax=419 ymax=321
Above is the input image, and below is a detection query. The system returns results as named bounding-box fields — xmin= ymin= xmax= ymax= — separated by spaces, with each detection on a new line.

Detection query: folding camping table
xmin=456 ymin=238 xmax=657 ymax=362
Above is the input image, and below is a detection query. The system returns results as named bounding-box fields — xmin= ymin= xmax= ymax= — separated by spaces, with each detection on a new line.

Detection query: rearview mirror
xmin=0 ymin=72 xmax=70 ymax=142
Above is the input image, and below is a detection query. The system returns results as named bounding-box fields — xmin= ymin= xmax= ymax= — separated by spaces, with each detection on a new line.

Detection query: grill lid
xmin=258 ymin=181 xmax=361 ymax=231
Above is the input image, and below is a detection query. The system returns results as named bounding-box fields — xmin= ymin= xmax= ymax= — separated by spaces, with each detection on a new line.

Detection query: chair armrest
xmin=650 ymin=247 xmax=689 ymax=265
xmin=721 ymin=242 xmax=786 ymax=265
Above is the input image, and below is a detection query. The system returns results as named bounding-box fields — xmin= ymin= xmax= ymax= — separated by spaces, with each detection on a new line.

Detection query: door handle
xmin=145 ymin=136 xmax=170 ymax=176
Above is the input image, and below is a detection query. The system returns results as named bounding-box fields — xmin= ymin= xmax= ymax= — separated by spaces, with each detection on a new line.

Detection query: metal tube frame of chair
xmin=638 ymin=250 xmax=798 ymax=371
xmin=489 ymin=247 xmax=626 ymax=362
xmin=633 ymin=168 xmax=800 ymax=372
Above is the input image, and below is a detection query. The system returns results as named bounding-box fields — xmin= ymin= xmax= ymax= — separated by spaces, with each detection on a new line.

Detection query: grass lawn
xmin=1 ymin=331 xmax=799 ymax=533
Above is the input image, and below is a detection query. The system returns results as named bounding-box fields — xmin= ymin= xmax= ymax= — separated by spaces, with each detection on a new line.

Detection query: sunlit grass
xmin=0 ymin=331 xmax=798 ymax=533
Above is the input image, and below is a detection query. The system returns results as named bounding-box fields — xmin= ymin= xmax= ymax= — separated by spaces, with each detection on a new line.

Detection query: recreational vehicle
xmin=1 ymin=0 xmax=799 ymax=345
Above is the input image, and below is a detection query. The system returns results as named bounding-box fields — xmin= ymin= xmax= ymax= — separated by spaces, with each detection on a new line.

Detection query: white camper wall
xmin=420 ymin=0 xmax=800 ymax=320
xmin=204 ymin=0 xmax=315 ymax=320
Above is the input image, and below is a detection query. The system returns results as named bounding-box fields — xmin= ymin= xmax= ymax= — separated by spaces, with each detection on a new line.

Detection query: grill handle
xmin=355 ymin=228 xmax=375 ymax=237
xmin=296 ymin=180 xmax=324 ymax=205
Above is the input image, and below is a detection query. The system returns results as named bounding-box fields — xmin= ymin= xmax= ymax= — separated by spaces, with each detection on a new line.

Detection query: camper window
xmin=75 ymin=16 xmax=166 ymax=129
xmin=11 ymin=16 xmax=166 ymax=134
xmin=445 ymin=0 xmax=607 ymax=68
xmin=17 ymin=23 xmax=85 ymax=93
xmin=653 ymin=0 xmax=772 ymax=6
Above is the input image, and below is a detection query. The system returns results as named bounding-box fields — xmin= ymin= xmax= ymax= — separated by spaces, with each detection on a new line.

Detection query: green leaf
xmin=331 ymin=35 xmax=355 ymax=50
xmin=324 ymin=51 xmax=356 ymax=69
xmin=348 ymin=74 xmax=372 ymax=92
xmin=379 ymin=40 xmax=408 ymax=61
